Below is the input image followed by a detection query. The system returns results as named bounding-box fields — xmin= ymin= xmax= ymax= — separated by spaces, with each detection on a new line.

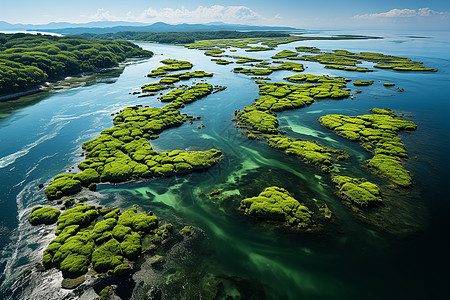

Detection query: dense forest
xmin=0 ymin=33 xmax=152 ymax=95
xmin=78 ymin=31 xmax=290 ymax=44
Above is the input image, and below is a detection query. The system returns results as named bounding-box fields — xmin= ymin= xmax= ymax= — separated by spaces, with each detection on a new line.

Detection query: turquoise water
xmin=0 ymin=30 xmax=449 ymax=299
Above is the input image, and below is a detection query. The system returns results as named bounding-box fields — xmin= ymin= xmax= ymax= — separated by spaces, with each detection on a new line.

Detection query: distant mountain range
xmin=0 ymin=21 xmax=300 ymax=35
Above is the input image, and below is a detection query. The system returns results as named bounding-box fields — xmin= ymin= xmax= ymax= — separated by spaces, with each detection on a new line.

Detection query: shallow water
xmin=0 ymin=30 xmax=449 ymax=299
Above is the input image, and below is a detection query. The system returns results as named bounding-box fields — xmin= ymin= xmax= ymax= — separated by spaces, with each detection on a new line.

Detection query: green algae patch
xmin=325 ymin=64 xmax=372 ymax=72
xmin=246 ymin=46 xmax=274 ymax=52
xmin=295 ymin=46 xmax=321 ymax=53
xmin=45 ymin=174 xmax=82 ymax=200
xmin=239 ymin=186 xmax=313 ymax=229
xmin=332 ymin=175 xmax=382 ymax=207
xmin=353 ymin=80 xmax=374 ymax=86
xmin=319 ymin=109 xmax=417 ymax=187
xmin=232 ymin=56 xmax=263 ymax=64
xmin=147 ymin=59 xmax=193 ymax=77
xmin=211 ymin=58 xmax=232 ymax=65
xmin=271 ymin=50 xmax=299 ymax=59
xmin=36 ymin=203 xmax=175 ymax=285
xmin=268 ymin=136 xmax=349 ymax=173
xmin=28 ymin=206 xmax=60 ymax=225
xmin=46 ymin=83 xmax=224 ymax=200
xmin=291 ymin=49 xmax=437 ymax=72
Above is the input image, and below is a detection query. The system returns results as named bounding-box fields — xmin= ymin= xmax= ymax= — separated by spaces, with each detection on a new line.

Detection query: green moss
xmin=295 ymin=46 xmax=321 ymax=53
xmin=91 ymin=238 xmax=124 ymax=273
xmin=353 ymin=80 xmax=374 ymax=86
xmin=239 ymin=186 xmax=313 ymax=229
xmin=73 ymin=168 xmax=99 ymax=187
xmin=211 ymin=58 xmax=232 ymax=65
xmin=59 ymin=254 xmax=90 ymax=279
xmin=45 ymin=174 xmax=82 ymax=200
xmin=120 ymin=231 xmax=141 ymax=260
xmin=268 ymin=136 xmax=348 ymax=173
xmin=179 ymin=225 xmax=194 ymax=236
xmin=113 ymin=263 xmax=131 ymax=277
xmin=28 ymin=206 xmax=60 ymax=225
xmin=319 ymin=109 xmax=416 ymax=187
xmin=55 ymin=204 xmax=98 ymax=235
xmin=91 ymin=218 xmax=117 ymax=244
xmin=366 ymin=154 xmax=412 ymax=187
xmin=271 ymin=50 xmax=298 ymax=59
xmin=332 ymin=175 xmax=382 ymax=207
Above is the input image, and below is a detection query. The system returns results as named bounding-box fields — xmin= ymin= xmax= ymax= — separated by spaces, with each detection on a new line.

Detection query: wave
xmin=0 ymin=124 xmax=63 ymax=169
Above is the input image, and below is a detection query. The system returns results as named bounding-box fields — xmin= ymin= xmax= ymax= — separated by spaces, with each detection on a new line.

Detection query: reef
xmin=271 ymin=50 xmax=299 ymax=59
xmin=239 ymin=186 xmax=313 ymax=229
xmin=211 ymin=58 xmax=232 ymax=65
xmin=233 ymin=61 xmax=304 ymax=76
xmin=295 ymin=46 xmax=321 ymax=53
xmin=325 ymin=64 xmax=372 ymax=72
xmin=233 ymin=79 xmax=350 ymax=171
xmin=353 ymin=80 xmax=374 ymax=86
xmin=332 ymin=175 xmax=382 ymax=207
xmin=232 ymin=56 xmax=263 ymax=64
xmin=319 ymin=108 xmax=417 ymax=187
xmin=28 ymin=206 xmax=61 ymax=225
xmin=146 ymin=59 xmax=193 ymax=77
xmin=45 ymin=84 xmax=224 ymax=200
xmin=268 ymin=136 xmax=349 ymax=173
xmin=28 ymin=204 xmax=173 ymax=282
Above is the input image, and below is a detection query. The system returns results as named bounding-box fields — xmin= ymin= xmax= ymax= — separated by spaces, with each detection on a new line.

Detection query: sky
xmin=0 ymin=0 xmax=449 ymax=30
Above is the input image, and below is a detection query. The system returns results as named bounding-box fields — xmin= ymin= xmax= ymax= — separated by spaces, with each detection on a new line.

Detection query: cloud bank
xmin=140 ymin=5 xmax=263 ymax=24
xmin=354 ymin=8 xmax=448 ymax=20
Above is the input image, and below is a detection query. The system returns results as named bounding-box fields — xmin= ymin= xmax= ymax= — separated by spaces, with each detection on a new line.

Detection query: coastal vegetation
xmin=268 ymin=136 xmax=349 ymax=173
xmin=239 ymin=186 xmax=313 ymax=229
xmin=319 ymin=108 xmax=417 ymax=187
xmin=44 ymin=60 xmax=225 ymax=200
xmin=79 ymin=31 xmax=291 ymax=44
xmin=233 ymin=78 xmax=350 ymax=172
xmin=293 ymin=49 xmax=437 ymax=72
xmin=0 ymin=33 xmax=152 ymax=95
xmin=353 ymin=80 xmax=374 ymax=86
xmin=331 ymin=175 xmax=383 ymax=207
xmin=233 ymin=61 xmax=305 ymax=76
xmin=28 ymin=204 xmax=174 ymax=283
xmin=271 ymin=50 xmax=298 ymax=59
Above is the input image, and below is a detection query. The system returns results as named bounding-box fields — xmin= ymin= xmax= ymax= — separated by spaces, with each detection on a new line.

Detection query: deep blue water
xmin=0 ymin=29 xmax=449 ymax=299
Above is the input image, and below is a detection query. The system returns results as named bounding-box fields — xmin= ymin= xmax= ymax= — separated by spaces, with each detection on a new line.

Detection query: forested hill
xmin=0 ymin=33 xmax=152 ymax=96
xmin=78 ymin=31 xmax=290 ymax=44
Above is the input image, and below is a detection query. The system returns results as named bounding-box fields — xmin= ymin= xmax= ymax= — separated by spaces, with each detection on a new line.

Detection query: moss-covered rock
xmin=319 ymin=109 xmax=416 ymax=187
xmin=46 ymin=83 xmax=224 ymax=200
xmin=28 ymin=206 xmax=60 ymax=225
xmin=239 ymin=186 xmax=313 ymax=229
xmin=92 ymin=238 xmax=124 ymax=273
xmin=268 ymin=136 xmax=348 ymax=173
xmin=271 ymin=50 xmax=298 ymax=59
xmin=332 ymin=175 xmax=382 ymax=207
xmin=55 ymin=204 xmax=98 ymax=235
xmin=45 ymin=174 xmax=82 ymax=200
xmin=353 ymin=80 xmax=374 ymax=86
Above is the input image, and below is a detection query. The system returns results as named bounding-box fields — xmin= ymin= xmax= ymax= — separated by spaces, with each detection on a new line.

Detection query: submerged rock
xmin=28 ymin=206 xmax=60 ymax=226
xmin=239 ymin=186 xmax=313 ymax=229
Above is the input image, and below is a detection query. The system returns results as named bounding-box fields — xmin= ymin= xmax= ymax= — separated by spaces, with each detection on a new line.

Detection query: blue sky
xmin=1 ymin=0 xmax=449 ymax=30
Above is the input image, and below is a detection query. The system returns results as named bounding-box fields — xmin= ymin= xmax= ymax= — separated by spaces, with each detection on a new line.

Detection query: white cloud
xmin=139 ymin=5 xmax=264 ymax=24
xmin=90 ymin=8 xmax=120 ymax=21
xmin=354 ymin=8 xmax=448 ymax=20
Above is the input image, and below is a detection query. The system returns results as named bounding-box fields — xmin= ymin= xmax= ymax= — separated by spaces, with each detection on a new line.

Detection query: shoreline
xmin=0 ymin=58 xmax=149 ymax=102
